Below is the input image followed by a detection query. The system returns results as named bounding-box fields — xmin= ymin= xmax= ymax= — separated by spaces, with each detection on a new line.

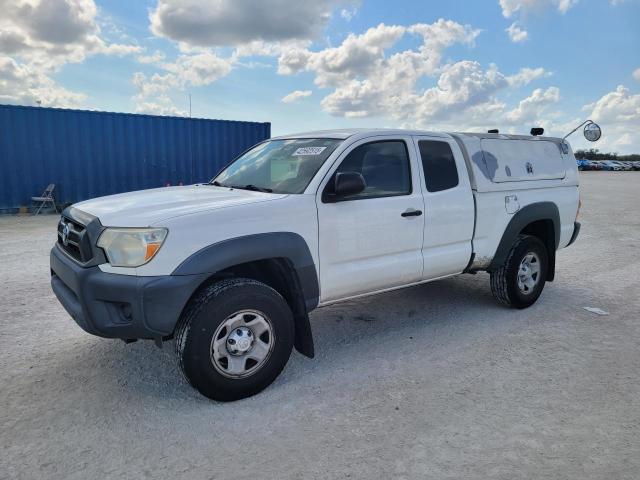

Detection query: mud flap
xmin=294 ymin=313 xmax=315 ymax=358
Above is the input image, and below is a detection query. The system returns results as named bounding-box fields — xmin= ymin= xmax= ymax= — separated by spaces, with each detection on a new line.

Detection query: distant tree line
xmin=574 ymin=149 xmax=640 ymax=162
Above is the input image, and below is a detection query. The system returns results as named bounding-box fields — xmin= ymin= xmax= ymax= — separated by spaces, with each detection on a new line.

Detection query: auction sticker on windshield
xmin=292 ymin=147 xmax=327 ymax=156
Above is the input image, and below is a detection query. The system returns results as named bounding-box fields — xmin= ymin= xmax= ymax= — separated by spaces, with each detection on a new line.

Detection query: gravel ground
xmin=1 ymin=172 xmax=639 ymax=480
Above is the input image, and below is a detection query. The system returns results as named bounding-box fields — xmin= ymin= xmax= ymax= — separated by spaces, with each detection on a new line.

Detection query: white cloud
xmin=506 ymin=86 xmax=560 ymax=123
xmin=165 ymin=52 xmax=233 ymax=86
xmin=278 ymin=20 xmax=480 ymax=87
xmin=321 ymin=57 xmax=508 ymax=124
xmin=101 ymin=43 xmax=143 ymax=57
xmin=137 ymin=50 xmax=166 ymax=65
xmin=556 ymin=0 xmax=579 ymax=13
xmin=230 ymin=39 xmax=311 ymax=65
xmin=134 ymin=95 xmax=187 ymax=117
xmin=279 ymin=24 xmax=408 ymax=88
xmin=507 ymin=67 xmax=550 ymax=87
xmin=0 ymin=0 xmax=140 ymax=107
xmin=409 ymin=19 xmax=481 ymax=55
xmin=150 ymin=0 xmax=355 ymax=47
xmin=499 ymin=0 xmax=579 ymax=18
xmin=0 ymin=0 xmax=141 ymax=68
xmin=0 ymin=0 xmax=98 ymax=48
xmin=633 ymin=68 xmax=640 ymax=82
xmin=277 ymin=48 xmax=313 ymax=75
xmin=132 ymin=51 xmax=233 ymax=114
xmin=498 ymin=0 xmax=581 ymax=42
xmin=341 ymin=7 xmax=358 ymax=21
xmin=282 ymin=90 xmax=312 ymax=103
xmin=0 ymin=55 xmax=86 ymax=107
xmin=139 ymin=1 xmax=330 ymax=114
xmin=506 ymin=22 xmax=528 ymax=42
xmin=132 ymin=72 xmax=186 ymax=116
xmin=410 ymin=62 xmax=510 ymax=124
xmin=277 ymin=20 xmax=511 ymax=124
xmin=585 ymin=85 xmax=640 ymax=124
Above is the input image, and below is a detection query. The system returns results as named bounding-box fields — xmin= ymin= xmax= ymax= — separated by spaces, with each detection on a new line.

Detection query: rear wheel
xmin=175 ymin=278 xmax=294 ymax=401
xmin=490 ymin=234 xmax=548 ymax=309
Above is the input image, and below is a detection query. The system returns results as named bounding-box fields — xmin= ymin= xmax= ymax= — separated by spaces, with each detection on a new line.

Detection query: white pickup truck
xmin=51 ymin=128 xmax=583 ymax=401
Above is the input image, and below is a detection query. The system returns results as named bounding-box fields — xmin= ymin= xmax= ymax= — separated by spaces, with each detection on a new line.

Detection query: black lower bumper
xmin=50 ymin=245 xmax=207 ymax=339
xmin=566 ymin=221 xmax=581 ymax=247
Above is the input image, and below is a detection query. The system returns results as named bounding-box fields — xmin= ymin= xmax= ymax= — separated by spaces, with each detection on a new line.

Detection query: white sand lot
xmin=1 ymin=172 xmax=639 ymax=479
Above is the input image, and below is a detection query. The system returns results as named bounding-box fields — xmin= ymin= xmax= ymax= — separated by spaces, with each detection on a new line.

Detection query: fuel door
xmin=505 ymin=194 xmax=520 ymax=214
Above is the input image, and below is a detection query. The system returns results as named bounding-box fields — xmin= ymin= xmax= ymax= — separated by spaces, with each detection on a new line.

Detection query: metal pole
xmin=562 ymin=119 xmax=593 ymax=143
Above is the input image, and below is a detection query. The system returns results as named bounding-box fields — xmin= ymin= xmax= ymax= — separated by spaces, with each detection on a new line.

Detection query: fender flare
xmin=172 ymin=232 xmax=319 ymax=358
xmin=488 ymin=202 xmax=560 ymax=280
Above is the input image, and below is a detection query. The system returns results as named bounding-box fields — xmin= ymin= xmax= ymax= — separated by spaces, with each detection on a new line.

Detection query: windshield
xmin=212 ymin=138 xmax=342 ymax=194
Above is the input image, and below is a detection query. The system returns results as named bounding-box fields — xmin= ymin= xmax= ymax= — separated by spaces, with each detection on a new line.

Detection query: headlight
xmin=97 ymin=228 xmax=168 ymax=267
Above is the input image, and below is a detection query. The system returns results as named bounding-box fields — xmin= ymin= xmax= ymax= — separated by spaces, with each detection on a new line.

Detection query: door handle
xmin=401 ymin=209 xmax=422 ymax=217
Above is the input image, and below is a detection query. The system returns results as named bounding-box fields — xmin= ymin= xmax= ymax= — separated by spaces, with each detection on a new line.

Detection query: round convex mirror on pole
xmin=583 ymin=122 xmax=602 ymax=142
xmin=562 ymin=120 xmax=603 ymax=148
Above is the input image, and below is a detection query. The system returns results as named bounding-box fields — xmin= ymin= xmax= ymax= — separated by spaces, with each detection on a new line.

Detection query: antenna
xmin=188 ymin=93 xmax=192 ymax=118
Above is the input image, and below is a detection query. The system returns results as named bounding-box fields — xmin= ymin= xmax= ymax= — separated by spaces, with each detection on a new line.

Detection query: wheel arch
xmin=172 ymin=233 xmax=318 ymax=358
xmin=488 ymin=202 xmax=560 ymax=281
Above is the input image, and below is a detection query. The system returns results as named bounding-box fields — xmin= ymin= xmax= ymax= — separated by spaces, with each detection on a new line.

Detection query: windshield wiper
xmin=230 ymin=184 xmax=273 ymax=193
xmin=208 ymin=181 xmax=272 ymax=192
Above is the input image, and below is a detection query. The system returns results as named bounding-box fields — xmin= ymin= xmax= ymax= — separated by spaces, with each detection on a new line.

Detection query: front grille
xmin=57 ymin=216 xmax=93 ymax=263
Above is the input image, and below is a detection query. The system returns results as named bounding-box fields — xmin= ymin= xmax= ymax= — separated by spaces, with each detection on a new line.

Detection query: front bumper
xmin=50 ymin=244 xmax=206 ymax=339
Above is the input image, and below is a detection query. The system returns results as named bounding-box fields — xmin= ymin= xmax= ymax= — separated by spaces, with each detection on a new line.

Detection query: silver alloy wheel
xmin=210 ymin=309 xmax=275 ymax=379
xmin=517 ymin=252 xmax=541 ymax=294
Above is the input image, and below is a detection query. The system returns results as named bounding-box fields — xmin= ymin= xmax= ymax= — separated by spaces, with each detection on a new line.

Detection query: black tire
xmin=490 ymin=234 xmax=549 ymax=309
xmin=175 ymin=278 xmax=294 ymax=401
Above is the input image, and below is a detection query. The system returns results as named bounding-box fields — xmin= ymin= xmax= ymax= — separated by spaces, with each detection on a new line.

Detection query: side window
xmin=329 ymin=140 xmax=411 ymax=200
xmin=418 ymin=140 xmax=459 ymax=192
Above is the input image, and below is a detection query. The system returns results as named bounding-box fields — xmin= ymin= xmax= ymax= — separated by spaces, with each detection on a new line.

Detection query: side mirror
xmin=326 ymin=171 xmax=366 ymax=201
xmin=335 ymin=171 xmax=366 ymax=197
xmin=584 ymin=122 xmax=602 ymax=142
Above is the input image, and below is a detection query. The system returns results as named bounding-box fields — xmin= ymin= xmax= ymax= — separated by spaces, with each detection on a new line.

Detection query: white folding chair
xmin=32 ymin=183 xmax=58 ymax=215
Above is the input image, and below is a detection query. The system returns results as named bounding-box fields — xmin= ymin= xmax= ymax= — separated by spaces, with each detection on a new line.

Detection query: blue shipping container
xmin=0 ymin=104 xmax=270 ymax=213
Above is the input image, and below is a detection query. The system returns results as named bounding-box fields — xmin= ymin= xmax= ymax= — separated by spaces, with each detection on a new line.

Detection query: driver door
xmin=316 ymin=137 xmax=425 ymax=302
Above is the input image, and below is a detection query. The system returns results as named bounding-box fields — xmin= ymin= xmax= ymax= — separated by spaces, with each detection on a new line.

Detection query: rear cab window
xmin=417 ymin=140 xmax=459 ymax=192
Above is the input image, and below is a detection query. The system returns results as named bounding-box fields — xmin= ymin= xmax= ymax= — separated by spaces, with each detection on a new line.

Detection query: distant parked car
xmin=600 ymin=161 xmax=622 ymax=171
xmin=614 ymin=161 xmax=633 ymax=171
xmin=589 ymin=161 xmax=607 ymax=170
xmin=589 ymin=160 xmax=603 ymax=170
xmin=631 ymin=161 xmax=640 ymax=171
xmin=577 ymin=159 xmax=590 ymax=170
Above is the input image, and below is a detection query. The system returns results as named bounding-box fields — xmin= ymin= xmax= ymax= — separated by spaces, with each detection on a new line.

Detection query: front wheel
xmin=490 ymin=234 xmax=549 ymax=309
xmin=175 ymin=278 xmax=294 ymax=401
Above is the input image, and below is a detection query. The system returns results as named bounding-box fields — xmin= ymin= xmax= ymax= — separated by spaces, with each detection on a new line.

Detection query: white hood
xmin=73 ymin=185 xmax=287 ymax=226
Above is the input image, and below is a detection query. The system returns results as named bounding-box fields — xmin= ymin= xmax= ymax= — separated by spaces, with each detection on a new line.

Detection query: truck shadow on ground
xmin=52 ymin=272 xmax=554 ymax=405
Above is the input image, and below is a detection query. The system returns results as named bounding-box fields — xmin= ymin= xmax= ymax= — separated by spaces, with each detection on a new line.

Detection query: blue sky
xmin=1 ymin=0 xmax=638 ymax=152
